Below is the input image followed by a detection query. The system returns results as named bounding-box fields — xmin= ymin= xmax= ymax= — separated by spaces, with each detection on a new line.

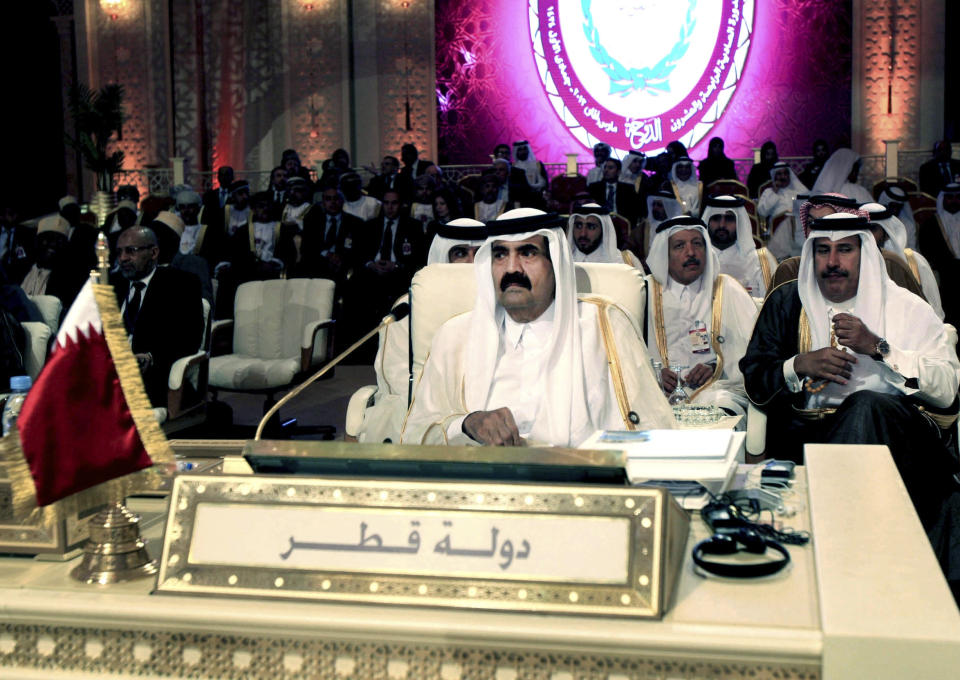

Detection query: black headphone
xmin=692 ymin=529 xmax=791 ymax=578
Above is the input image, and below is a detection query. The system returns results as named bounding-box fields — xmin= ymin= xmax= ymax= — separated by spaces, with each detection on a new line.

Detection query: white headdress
xmin=466 ymin=208 xmax=590 ymax=446
xmin=566 ymin=204 xmax=621 ymax=263
xmin=426 ymin=217 xmax=487 ymax=265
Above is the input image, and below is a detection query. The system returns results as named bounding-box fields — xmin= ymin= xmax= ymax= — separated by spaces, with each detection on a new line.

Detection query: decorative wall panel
xmin=858 ymin=0 xmax=922 ymax=154
xmin=376 ymin=0 xmax=436 ymax=161
xmin=284 ymin=0 xmax=348 ymax=170
xmin=84 ymin=0 xmax=172 ymax=197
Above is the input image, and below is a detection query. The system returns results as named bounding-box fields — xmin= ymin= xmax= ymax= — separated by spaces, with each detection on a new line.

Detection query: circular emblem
xmin=529 ymin=0 xmax=754 ymax=156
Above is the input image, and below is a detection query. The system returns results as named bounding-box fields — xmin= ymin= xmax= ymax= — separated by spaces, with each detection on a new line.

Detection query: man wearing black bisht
xmin=741 ymin=212 xmax=960 ymax=595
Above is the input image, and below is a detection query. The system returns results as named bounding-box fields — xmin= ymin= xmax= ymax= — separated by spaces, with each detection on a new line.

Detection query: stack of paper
xmin=580 ymin=429 xmax=744 ymax=509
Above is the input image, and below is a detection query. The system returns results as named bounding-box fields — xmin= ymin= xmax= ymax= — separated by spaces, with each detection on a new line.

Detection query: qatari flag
xmin=17 ymin=280 xmax=154 ymax=506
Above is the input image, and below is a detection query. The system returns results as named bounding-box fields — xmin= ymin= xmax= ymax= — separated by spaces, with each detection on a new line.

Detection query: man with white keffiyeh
xmin=402 ymin=208 xmax=673 ymax=447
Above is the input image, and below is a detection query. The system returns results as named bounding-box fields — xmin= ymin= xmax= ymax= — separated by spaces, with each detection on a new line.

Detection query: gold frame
xmin=156 ymin=474 xmax=689 ymax=618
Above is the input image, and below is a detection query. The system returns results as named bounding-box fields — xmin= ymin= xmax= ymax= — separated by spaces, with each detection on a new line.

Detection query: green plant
xmin=64 ymin=83 xmax=126 ymax=192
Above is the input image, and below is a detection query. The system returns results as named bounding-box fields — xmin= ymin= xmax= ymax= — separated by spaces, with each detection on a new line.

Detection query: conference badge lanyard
xmin=688 ymin=319 xmax=710 ymax=354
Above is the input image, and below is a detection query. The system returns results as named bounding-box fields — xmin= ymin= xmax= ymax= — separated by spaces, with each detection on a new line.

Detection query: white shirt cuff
xmin=445 ymin=415 xmax=478 ymax=446
xmin=783 ymin=356 xmax=804 ymax=393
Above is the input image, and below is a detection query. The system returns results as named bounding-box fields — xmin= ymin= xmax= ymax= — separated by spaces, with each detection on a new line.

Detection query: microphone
xmin=254 ymin=301 xmax=410 ymax=440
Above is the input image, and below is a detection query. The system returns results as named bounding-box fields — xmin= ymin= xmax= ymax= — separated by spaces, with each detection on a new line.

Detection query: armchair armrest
xmin=210 ymin=319 xmax=234 ymax=357
xmin=301 ymin=318 xmax=336 ymax=372
xmin=746 ymin=402 xmax=767 ymax=457
xmin=167 ymin=351 xmax=209 ymax=420
xmin=345 ymin=385 xmax=379 ymax=440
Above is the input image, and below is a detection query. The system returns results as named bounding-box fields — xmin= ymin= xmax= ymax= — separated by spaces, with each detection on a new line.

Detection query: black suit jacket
xmin=294 ymin=210 xmax=364 ymax=279
xmin=919 ymin=158 xmax=960 ymax=197
xmin=366 ymin=174 xmax=414 ymax=203
xmin=0 ymin=225 xmax=36 ymax=285
xmin=399 ymin=159 xmax=435 ymax=180
xmin=112 ymin=266 xmax=203 ymax=407
xmin=588 ymin=180 xmax=639 ymax=226
xmin=356 ymin=215 xmax=425 ymax=273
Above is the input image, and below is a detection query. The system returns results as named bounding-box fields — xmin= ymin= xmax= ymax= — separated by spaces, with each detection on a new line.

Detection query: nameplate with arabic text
xmin=156 ymin=475 xmax=690 ymax=618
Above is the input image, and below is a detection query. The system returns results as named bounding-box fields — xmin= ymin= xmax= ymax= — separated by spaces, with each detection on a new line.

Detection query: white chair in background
xmin=208 ymin=278 xmax=336 ymax=426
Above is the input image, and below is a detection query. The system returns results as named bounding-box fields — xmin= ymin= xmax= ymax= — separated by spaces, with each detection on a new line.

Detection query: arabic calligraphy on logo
xmin=530 ymin=0 xmax=753 ymax=156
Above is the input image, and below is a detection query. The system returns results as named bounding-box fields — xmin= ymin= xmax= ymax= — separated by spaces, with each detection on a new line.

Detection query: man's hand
xmin=684 ymin=363 xmax=715 ymax=389
xmin=660 ymin=366 xmax=678 ymax=394
xmin=463 ymin=408 xmax=525 ymax=446
xmin=832 ymin=313 xmax=880 ymax=356
xmin=794 ymin=348 xmax=857 ymax=385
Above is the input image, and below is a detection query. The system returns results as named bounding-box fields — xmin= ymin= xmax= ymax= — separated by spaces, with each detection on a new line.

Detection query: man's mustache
xmin=500 ymin=272 xmax=532 ymax=290
xmin=683 ymin=257 xmax=700 ymax=267
xmin=821 ymin=265 xmax=848 ymax=278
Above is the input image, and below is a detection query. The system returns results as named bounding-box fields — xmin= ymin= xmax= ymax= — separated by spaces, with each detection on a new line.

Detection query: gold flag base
xmin=70 ymin=502 xmax=158 ymax=584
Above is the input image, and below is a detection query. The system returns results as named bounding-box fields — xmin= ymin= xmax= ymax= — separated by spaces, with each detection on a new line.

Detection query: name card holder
xmin=0 ymin=466 xmax=101 ymax=557
xmin=156 ymin=475 xmax=689 ymax=618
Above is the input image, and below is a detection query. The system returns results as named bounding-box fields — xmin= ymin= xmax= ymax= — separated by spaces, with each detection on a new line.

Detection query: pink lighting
xmin=436 ymin=0 xmax=852 ymax=164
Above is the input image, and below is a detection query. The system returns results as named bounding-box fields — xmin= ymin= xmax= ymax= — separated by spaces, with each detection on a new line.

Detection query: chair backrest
xmin=27 ymin=295 xmax=62 ymax=335
xmin=550 ymin=175 xmax=587 ymax=205
xmin=909 ymin=192 xmax=937 ymax=212
xmin=873 ymin=177 xmax=918 ymax=200
xmin=409 ymin=262 xmax=646 ymax=376
xmin=232 ymin=279 xmax=334 ymax=360
xmin=706 ymin=179 xmax=748 ymax=197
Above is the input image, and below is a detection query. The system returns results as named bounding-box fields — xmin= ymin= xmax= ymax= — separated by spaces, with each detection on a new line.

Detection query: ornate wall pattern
xmin=375 ymin=0 xmax=436 ymax=160
xmin=86 ymin=0 xmax=172 ymax=197
xmin=858 ymin=0 xmax=922 ymax=154
xmin=284 ymin=0 xmax=348 ymax=170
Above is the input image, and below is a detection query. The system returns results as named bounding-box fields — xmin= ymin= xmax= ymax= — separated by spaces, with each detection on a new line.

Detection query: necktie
xmin=325 ymin=216 xmax=338 ymax=250
xmin=379 ymin=219 xmax=394 ymax=261
xmin=124 ymin=281 xmax=145 ymax=334
xmin=220 ymin=188 xmax=227 ymax=207
xmin=606 ymin=183 xmax=616 ymax=210
xmin=944 ymin=163 xmax=952 ymax=184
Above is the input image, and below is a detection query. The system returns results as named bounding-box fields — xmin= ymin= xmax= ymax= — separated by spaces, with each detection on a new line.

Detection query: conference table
xmin=1 ymin=443 xmax=958 ymax=679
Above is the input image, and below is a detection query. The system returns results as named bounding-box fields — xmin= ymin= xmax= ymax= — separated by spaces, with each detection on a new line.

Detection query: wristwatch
xmin=873 ymin=337 xmax=890 ymax=360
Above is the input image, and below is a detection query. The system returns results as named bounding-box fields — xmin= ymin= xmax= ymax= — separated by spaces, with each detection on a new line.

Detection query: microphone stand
xmin=254 ymin=304 xmax=409 ymax=440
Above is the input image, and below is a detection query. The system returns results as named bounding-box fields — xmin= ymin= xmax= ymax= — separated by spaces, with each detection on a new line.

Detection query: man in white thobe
xmin=861 ymin=202 xmax=943 ymax=319
xmin=645 ymin=216 xmax=759 ymax=420
xmin=702 ymin=195 xmax=777 ymax=298
xmin=566 ymin=204 xmax=641 ymax=268
xmin=403 ymin=208 xmax=673 ymax=446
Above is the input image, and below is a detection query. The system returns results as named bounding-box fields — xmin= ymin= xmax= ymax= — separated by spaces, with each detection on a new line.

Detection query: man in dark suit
xmin=0 ymin=201 xmax=34 ymax=285
xmin=202 ymin=166 xmax=235 ymax=213
xmin=112 ymin=226 xmax=203 ymax=407
xmin=341 ymin=189 xmax=425 ymax=353
xmin=366 ymin=156 xmax=413 ymax=203
xmin=589 ymin=158 xmax=640 ymax=230
xmin=294 ymin=184 xmax=363 ymax=283
xmin=399 ymin=143 xmax=434 ymax=181
xmin=919 ymin=140 xmax=960 ymax=198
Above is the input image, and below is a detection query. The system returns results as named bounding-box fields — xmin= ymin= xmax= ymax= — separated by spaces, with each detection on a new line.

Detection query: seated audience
xmin=798 ymin=139 xmax=830 ymax=189
xmin=18 ymin=215 xmax=86 ymax=312
xmin=589 ymin=158 xmax=639 ymax=226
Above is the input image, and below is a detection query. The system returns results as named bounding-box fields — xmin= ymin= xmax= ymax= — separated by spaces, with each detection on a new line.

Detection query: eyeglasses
xmin=118 ymin=245 xmax=154 ymax=256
